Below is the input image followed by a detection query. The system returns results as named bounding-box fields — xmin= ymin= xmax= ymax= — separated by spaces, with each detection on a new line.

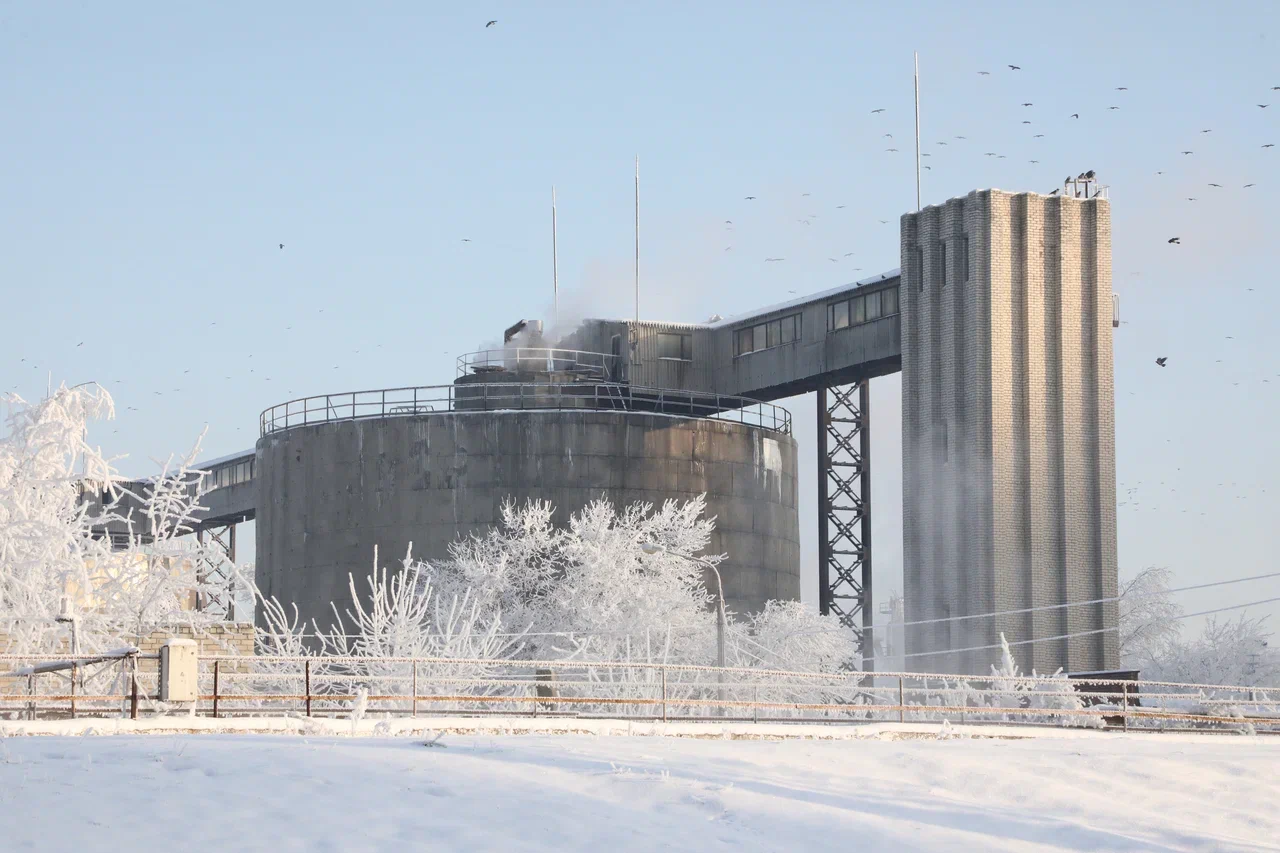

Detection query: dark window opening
xmin=657 ymin=332 xmax=692 ymax=361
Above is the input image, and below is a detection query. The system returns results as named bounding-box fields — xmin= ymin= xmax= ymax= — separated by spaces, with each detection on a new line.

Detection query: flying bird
xmin=1168 ymin=237 xmax=1181 ymax=244
xmin=1034 ymin=134 xmax=1045 ymax=138
xmin=1201 ymin=129 xmax=1212 ymax=133
xmin=978 ymin=71 xmax=990 ymax=75
xmin=871 ymin=108 xmax=886 ymax=113
xmin=1116 ymin=86 xmax=1128 ymax=91
xmin=1244 ymin=183 xmax=1256 ymax=188
xmin=985 ymin=152 xmax=998 ymax=156
xmin=955 ymin=135 xmax=967 ymax=139
xmin=1156 ymin=357 xmax=1167 ymax=367
xmin=936 ymin=141 xmax=947 ymax=145
xmin=1070 ymin=113 xmax=1079 ymax=119
xmin=1029 ymin=159 xmax=1040 ymax=164
xmin=1022 ymin=120 xmax=1032 ymax=124
xmin=843 ymin=252 xmax=855 ymax=257
xmin=884 ymin=133 xmax=894 ymax=138
xmin=1008 ymin=64 xmax=1021 ymax=70
xmin=836 ymin=205 xmax=846 ymax=208
xmin=1209 ymin=183 xmax=1222 ymax=187
xmin=764 ymin=257 xmax=785 ymax=262
xmin=1022 ymin=102 xmax=1033 ymax=107
xmin=1187 ymin=197 xmax=1197 ymax=201
xmin=279 ymin=243 xmax=284 ymax=249
xmin=1259 ymin=104 xmax=1270 ymax=108
xmin=828 ymin=258 xmax=839 ymax=263
xmin=802 ymin=192 xmax=810 ymax=196
xmin=1181 ymin=151 xmax=1193 ymax=155
xmin=886 ymin=148 xmax=899 ymax=152
xmin=76 ymin=342 xmax=83 ymax=347
xmin=878 ymin=219 xmax=889 ymax=224
xmin=1264 ymin=144 xmax=1276 ymax=148
xmin=486 ymin=20 xmax=496 ymax=27
xmin=461 ymin=238 xmax=471 ymax=242
xmin=745 ymin=196 xmax=756 ymax=200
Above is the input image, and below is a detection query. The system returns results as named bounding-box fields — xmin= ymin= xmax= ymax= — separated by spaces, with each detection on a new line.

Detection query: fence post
xmin=28 ymin=674 xmax=35 ymax=721
xmin=305 ymin=660 xmax=312 ymax=718
xmin=213 ymin=660 xmax=220 ymax=719
xmin=899 ymin=677 xmax=905 ymax=723
xmin=129 ymin=662 xmax=139 ymax=720
xmin=71 ymin=663 xmax=78 ymax=718
xmin=1121 ymin=683 xmax=1128 ymax=732
xmin=661 ymin=668 xmax=667 ymax=723
xmin=753 ymin=686 xmax=758 ymax=724
xmin=411 ymin=661 xmax=418 ymax=718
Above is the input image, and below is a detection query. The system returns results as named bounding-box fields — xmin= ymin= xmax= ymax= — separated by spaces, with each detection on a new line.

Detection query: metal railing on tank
xmin=259 ymin=384 xmax=791 ymax=436
xmin=457 ymin=348 xmax=622 ymax=381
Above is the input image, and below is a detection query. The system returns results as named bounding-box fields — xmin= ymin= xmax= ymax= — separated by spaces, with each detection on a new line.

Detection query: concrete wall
xmin=901 ymin=189 xmax=1118 ymax=675
xmin=255 ymin=411 xmax=800 ymax=630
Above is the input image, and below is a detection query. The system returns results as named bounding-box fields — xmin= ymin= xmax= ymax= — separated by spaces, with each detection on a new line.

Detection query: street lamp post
xmin=639 ymin=542 xmax=727 ymax=715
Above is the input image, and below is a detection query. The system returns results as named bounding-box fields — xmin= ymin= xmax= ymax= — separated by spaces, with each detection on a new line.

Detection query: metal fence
xmin=4 ymin=652 xmax=1277 ymax=733
xmin=456 ymin=348 xmax=622 ymax=381
xmin=259 ymin=383 xmax=792 ymax=436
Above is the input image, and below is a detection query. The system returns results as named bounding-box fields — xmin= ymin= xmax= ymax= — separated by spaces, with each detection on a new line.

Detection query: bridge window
xmin=831 ymin=301 xmax=849 ymax=330
xmin=866 ymin=290 xmax=882 ymax=320
xmin=656 ymin=332 xmax=692 ymax=361
xmin=735 ymin=313 xmax=801 ymax=357
xmin=827 ymin=286 xmax=900 ymax=334
xmin=882 ymin=286 xmax=899 ymax=316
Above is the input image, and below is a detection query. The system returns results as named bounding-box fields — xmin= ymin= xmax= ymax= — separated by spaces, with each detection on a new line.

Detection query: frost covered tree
xmin=1144 ymin=615 xmax=1276 ymax=688
xmin=0 ymin=384 xmax=251 ymax=658
xmin=421 ymin=496 xmax=722 ymax=665
xmin=1119 ymin=566 xmax=1183 ymax=669
xmin=730 ymin=600 xmax=859 ymax=672
xmin=0 ymin=383 xmax=120 ymax=655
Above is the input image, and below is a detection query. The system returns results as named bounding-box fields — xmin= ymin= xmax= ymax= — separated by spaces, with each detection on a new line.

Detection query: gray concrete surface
xmin=255 ymin=410 xmax=799 ymax=630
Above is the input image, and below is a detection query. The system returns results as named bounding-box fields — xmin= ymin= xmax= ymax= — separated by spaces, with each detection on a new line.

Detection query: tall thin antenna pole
xmin=914 ymin=52 xmax=922 ymax=211
xmin=552 ymin=186 xmax=559 ymax=332
xmin=634 ymin=155 xmax=640 ymax=326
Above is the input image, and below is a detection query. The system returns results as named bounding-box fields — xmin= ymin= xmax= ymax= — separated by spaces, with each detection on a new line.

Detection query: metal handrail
xmin=457 ymin=348 xmax=622 ymax=380
xmin=259 ymin=383 xmax=792 ymax=436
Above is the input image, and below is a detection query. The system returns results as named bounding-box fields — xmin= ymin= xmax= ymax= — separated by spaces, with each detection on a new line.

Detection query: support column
xmin=196 ymin=522 xmax=238 ymax=620
xmin=817 ymin=380 xmax=874 ymax=669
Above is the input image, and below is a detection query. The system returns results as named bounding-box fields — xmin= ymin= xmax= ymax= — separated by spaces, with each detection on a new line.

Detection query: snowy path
xmin=0 ymin=730 xmax=1276 ymax=852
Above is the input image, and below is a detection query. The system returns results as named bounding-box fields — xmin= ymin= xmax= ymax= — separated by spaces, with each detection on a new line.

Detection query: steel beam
xmin=817 ymin=380 xmax=874 ymax=668
xmin=196 ymin=523 xmax=238 ymax=620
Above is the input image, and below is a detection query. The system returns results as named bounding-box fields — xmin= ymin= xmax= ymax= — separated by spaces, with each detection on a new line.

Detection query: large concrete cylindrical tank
xmin=254 ymin=402 xmax=799 ymax=630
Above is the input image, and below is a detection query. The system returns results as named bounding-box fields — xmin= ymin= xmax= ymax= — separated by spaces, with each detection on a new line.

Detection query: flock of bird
xmin=7 ymin=50 xmax=1277 ymax=462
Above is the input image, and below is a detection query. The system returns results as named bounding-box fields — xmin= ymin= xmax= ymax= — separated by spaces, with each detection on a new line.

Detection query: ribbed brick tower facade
xmin=900 ymin=189 xmax=1119 ymax=675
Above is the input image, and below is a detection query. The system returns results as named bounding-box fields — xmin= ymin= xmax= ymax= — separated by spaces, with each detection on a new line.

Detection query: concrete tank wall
xmin=255 ymin=411 xmax=799 ymax=630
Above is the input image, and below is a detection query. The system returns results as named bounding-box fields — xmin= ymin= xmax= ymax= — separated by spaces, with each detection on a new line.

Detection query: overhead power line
xmin=870 ymin=594 xmax=1280 ymax=663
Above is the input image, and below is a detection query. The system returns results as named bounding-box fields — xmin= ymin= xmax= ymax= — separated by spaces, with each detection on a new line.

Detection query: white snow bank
xmin=1 ymin=720 xmax=1276 ymax=852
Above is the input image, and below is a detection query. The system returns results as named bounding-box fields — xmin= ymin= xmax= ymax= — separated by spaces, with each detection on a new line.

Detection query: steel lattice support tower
xmin=817 ymin=381 xmax=874 ymax=668
xmin=196 ymin=523 xmax=238 ymax=620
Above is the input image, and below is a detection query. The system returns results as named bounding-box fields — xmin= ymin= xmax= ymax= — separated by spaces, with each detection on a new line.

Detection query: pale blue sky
xmin=3 ymin=1 xmax=1278 ymax=631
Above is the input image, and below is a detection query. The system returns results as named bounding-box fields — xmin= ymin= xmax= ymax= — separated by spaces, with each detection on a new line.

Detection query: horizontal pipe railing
xmin=456 ymin=348 xmax=622 ymax=380
xmin=259 ymin=383 xmax=792 ymax=436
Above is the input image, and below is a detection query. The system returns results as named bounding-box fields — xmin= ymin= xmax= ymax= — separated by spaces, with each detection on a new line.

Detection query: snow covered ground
xmin=1 ymin=722 xmax=1277 ymax=852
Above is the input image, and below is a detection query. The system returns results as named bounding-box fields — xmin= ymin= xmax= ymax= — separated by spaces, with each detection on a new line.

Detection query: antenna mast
xmin=552 ymin=186 xmax=559 ymax=332
xmin=634 ymin=156 xmax=640 ymax=327
xmin=914 ymin=52 xmax=922 ymax=211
